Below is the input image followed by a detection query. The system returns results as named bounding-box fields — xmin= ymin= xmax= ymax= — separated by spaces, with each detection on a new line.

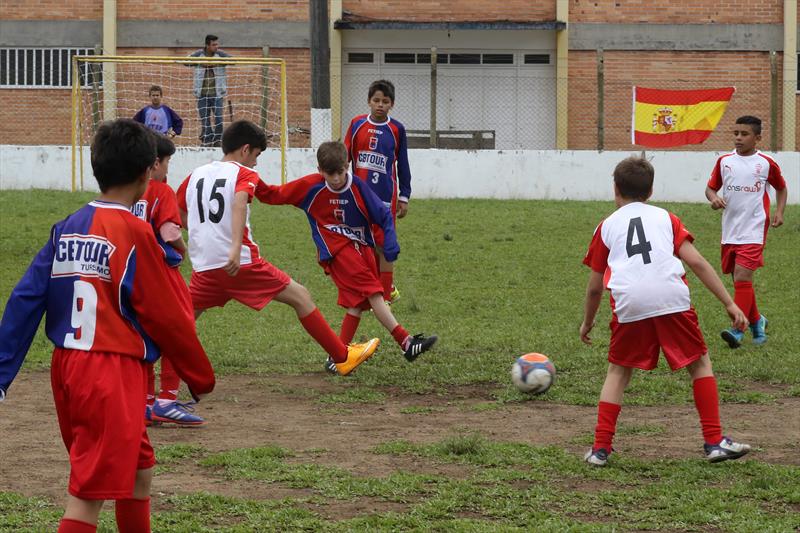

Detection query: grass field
xmin=0 ymin=190 xmax=798 ymax=531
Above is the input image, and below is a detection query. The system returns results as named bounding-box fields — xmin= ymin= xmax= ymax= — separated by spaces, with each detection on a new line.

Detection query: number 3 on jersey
xmin=196 ymin=177 xmax=226 ymax=223
xmin=371 ymin=172 xmax=380 ymax=184
xmin=64 ymin=280 xmax=97 ymax=349
xmin=626 ymin=217 xmax=652 ymax=264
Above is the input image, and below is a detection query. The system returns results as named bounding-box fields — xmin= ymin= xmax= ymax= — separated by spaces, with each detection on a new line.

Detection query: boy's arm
xmin=358 ymin=179 xmax=400 ymax=261
xmin=772 ymin=186 xmax=787 ymax=227
xmin=167 ymin=105 xmax=184 ymax=135
xmin=579 ymin=271 xmax=604 ymax=345
xmin=705 ymin=186 xmax=726 ymax=210
xmin=224 ymin=191 xmax=249 ymax=276
xmin=132 ymin=108 xmax=146 ymax=125
xmin=396 ymin=124 xmax=412 ymax=218
xmin=678 ymin=240 xmax=747 ymax=331
xmin=0 ymin=233 xmax=55 ymax=397
xmin=254 ymin=176 xmax=309 ymax=207
xmin=159 ymin=223 xmax=186 ymax=254
xmin=131 ymin=229 xmax=215 ymax=399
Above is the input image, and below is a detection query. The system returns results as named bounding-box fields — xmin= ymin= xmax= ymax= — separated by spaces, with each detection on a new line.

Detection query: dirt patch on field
xmin=1 ymin=371 xmax=798 ymax=513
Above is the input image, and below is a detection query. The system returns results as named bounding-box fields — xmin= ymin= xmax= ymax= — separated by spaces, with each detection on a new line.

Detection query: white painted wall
xmin=1 ymin=145 xmax=797 ymax=204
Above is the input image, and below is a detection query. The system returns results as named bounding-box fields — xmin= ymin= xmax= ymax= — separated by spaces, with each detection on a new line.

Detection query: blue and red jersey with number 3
xmin=344 ymin=114 xmax=411 ymax=212
xmin=0 ymin=200 xmax=215 ymax=396
xmin=255 ymin=172 xmax=399 ymax=262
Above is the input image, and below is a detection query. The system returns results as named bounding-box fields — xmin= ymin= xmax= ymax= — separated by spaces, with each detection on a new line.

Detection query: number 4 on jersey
xmin=626 ymin=217 xmax=652 ymax=264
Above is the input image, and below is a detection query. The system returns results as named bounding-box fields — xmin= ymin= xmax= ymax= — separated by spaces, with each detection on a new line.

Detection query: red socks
xmin=158 ymin=356 xmax=180 ymax=401
xmin=380 ymin=271 xmax=393 ymax=301
xmin=693 ymin=376 xmax=723 ymax=445
xmin=146 ymin=363 xmax=156 ymax=407
xmin=300 ymin=308 xmax=348 ymax=363
xmin=115 ymin=497 xmax=151 ymax=533
xmin=592 ymin=401 xmax=621 ymax=452
xmin=340 ymin=313 xmax=361 ymax=345
xmin=391 ymin=325 xmax=410 ymax=350
xmin=733 ymin=281 xmax=760 ymax=325
xmin=58 ymin=519 xmax=96 ymax=533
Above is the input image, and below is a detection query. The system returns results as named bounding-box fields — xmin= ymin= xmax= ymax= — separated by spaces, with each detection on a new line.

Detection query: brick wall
xmin=116 ymin=0 xmax=309 ymax=20
xmin=570 ymin=0 xmax=784 ymax=23
xmin=0 ymin=1 xmax=102 ymax=19
xmin=342 ymin=0 xmax=555 ymax=21
xmin=568 ymin=50 xmax=794 ymax=151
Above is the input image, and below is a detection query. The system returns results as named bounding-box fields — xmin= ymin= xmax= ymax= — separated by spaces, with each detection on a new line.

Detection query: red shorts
xmin=189 ymin=259 xmax=291 ymax=311
xmin=51 ymin=348 xmax=155 ymax=500
xmin=323 ymin=243 xmax=383 ymax=309
xmin=608 ymin=309 xmax=707 ymax=371
xmin=720 ymin=243 xmax=764 ymax=274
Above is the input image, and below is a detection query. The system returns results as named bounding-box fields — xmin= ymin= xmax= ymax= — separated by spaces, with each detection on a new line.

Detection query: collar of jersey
xmin=366 ymin=115 xmax=391 ymax=127
xmin=325 ymin=172 xmax=353 ymax=194
xmin=90 ymin=200 xmax=133 ymax=211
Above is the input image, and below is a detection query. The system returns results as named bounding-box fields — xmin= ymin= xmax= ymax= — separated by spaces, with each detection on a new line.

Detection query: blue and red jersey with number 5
xmin=344 ymin=114 xmax=411 ymax=212
xmin=0 ymin=201 xmax=215 ymax=396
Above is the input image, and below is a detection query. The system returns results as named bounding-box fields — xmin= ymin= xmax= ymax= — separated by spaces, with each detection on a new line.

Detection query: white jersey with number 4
xmin=585 ymin=202 xmax=692 ymax=323
xmin=707 ymin=151 xmax=786 ymax=245
xmin=177 ymin=161 xmax=262 ymax=272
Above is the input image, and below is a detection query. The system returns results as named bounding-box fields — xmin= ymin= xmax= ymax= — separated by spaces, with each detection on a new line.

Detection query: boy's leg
xmin=368 ymin=293 xmax=437 ymax=361
xmin=275 ymin=280 xmax=347 ymax=361
xmin=60 ymin=497 xmax=103 ymax=531
xmin=686 ymin=355 xmax=751 ymax=461
xmin=378 ymin=252 xmax=396 ymax=302
xmin=145 ymin=363 xmax=156 ymax=426
xmin=157 ymin=356 xmax=180 ymax=402
xmin=732 ymin=264 xmax=758 ymax=322
xmin=589 ymin=363 xmax=632 ymax=460
xmin=115 ymin=467 xmax=153 ymax=533
xmin=341 ymin=309 xmax=362 ymax=345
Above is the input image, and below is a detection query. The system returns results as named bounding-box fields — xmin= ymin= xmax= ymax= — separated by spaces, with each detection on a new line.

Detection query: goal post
xmin=71 ymin=55 xmax=288 ymax=191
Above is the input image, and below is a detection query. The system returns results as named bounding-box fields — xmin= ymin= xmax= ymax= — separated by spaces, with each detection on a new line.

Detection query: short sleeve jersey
xmin=583 ymin=202 xmax=694 ymax=323
xmin=344 ymin=114 xmax=412 ymax=206
xmin=132 ymin=179 xmax=183 ymax=267
xmin=707 ymin=151 xmax=786 ymax=245
xmin=177 ymin=161 xmax=262 ymax=272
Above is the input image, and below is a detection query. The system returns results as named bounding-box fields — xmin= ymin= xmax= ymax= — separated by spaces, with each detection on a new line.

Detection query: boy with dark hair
xmin=256 ymin=141 xmax=438 ymax=373
xmin=581 ymin=156 xmax=750 ymax=467
xmin=177 ymin=121 xmax=380 ymax=376
xmin=344 ymin=79 xmax=411 ymax=304
xmin=0 ymin=119 xmax=215 ymax=532
xmin=132 ymin=134 xmax=204 ymax=426
xmin=132 ymin=85 xmax=183 ymax=138
xmin=705 ymin=115 xmax=787 ymax=348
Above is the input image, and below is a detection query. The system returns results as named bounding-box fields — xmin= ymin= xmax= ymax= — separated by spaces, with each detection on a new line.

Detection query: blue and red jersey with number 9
xmin=0 ymin=200 xmax=214 ymax=397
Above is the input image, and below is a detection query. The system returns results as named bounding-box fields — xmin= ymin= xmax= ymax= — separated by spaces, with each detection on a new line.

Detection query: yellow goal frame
xmin=71 ymin=55 xmax=287 ymax=191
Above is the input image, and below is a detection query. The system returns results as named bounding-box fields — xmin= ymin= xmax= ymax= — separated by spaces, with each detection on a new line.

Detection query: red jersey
xmin=0 ymin=201 xmax=215 ymax=397
xmin=133 ymin=179 xmax=184 ymax=267
xmin=255 ymin=172 xmax=399 ymax=262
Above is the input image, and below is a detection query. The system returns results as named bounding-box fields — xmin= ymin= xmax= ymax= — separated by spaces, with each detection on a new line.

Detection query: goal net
xmin=71 ymin=55 xmax=287 ymax=189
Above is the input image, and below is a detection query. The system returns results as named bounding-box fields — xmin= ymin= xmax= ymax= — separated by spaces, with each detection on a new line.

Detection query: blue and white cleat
xmin=151 ymin=401 xmax=205 ymax=426
xmin=584 ymin=448 xmax=610 ymax=467
xmin=750 ymin=315 xmax=768 ymax=345
xmin=721 ymin=328 xmax=745 ymax=349
xmin=704 ymin=436 xmax=751 ymax=463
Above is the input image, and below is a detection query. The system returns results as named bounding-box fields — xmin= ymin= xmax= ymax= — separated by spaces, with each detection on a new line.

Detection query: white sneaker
xmin=704 ymin=437 xmax=751 ymax=463
xmin=583 ymin=448 xmax=610 ymax=467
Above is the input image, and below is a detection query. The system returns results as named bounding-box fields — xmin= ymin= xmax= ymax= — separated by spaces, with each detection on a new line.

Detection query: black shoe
xmin=324 ymin=356 xmax=339 ymax=375
xmin=403 ymin=334 xmax=438 ymax=362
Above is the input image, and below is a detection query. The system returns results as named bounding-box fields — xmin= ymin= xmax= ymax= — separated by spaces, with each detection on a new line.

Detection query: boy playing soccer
xmin=705 ymin=115 xmax=787 ymax=348
xmin=133 ymin=85 xmax=184 ymax=138
xmin=177 ymin=121 xmax=380 ymax=376
xmin=133 ymin=134 xmax=204 ymax=426
xmin=0 ymin=119 xmax=215 ymax=532
xmin=255 ymin=141 xmax=438 ymax=373
xmin=344 ymin=79 xmax=411 ymax=304
xmin=580 ymin=156 xmax=750 ymax=467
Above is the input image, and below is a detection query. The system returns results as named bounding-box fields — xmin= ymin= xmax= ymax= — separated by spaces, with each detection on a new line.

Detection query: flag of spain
xmin=631 ymin=87 xmax=735 ymax=148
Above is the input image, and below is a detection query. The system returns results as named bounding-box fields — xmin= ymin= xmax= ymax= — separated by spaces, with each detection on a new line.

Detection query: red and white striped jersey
xmin=584 ymin=202 xmax=693 ymax=323
xmin=177 ymin=161 xmax=262 ymax=272
xmin=708 ymin=151 xmax=786 ymax=245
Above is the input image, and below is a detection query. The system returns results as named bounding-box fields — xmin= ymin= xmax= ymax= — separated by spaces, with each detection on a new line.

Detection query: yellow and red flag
xmin=631 ymin=87 xmax=735 ymax=147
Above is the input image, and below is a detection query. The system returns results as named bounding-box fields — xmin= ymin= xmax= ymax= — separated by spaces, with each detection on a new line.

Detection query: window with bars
xmin=0 ymin=48 xmax=97 ymax=89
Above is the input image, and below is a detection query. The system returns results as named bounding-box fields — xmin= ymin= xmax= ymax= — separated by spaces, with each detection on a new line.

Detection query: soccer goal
xmin=71 ymin=55 xmax=287 ymax=190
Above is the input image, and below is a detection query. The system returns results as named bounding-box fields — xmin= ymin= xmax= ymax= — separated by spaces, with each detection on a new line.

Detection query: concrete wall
xmin=2 ymin=145 xmax=797 ymax=204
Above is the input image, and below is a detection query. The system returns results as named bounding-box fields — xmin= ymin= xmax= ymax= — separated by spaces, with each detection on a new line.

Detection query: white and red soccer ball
xmin=511 ymin=353 xmax=555 ymax=395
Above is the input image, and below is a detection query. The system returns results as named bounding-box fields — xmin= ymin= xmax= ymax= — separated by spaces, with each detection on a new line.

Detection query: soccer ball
xmin=511 ymin=353 xmax=555 ymax=395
